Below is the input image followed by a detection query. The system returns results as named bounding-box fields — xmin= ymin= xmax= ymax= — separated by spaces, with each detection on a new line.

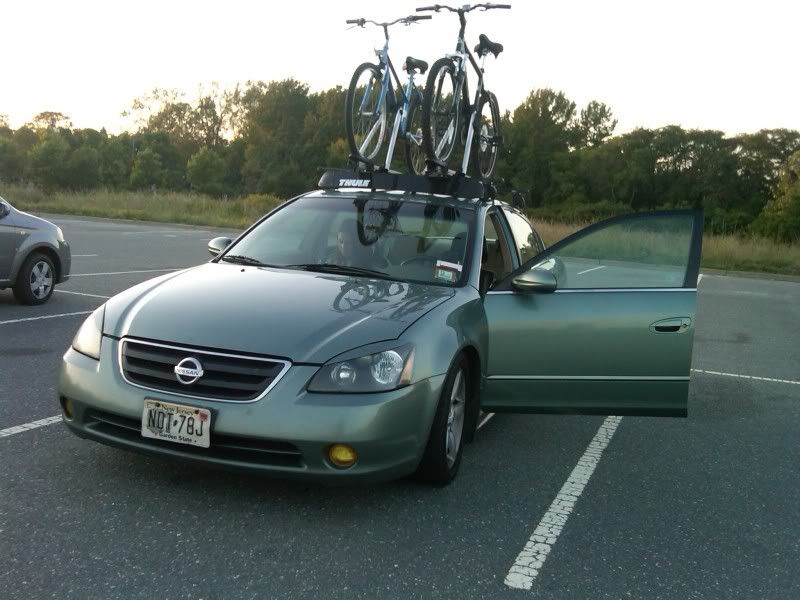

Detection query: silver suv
xmin=0 ymin=196 xmax=71 ymax=304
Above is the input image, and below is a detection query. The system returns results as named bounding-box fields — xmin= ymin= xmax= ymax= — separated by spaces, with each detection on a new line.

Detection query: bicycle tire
xmin=404 ymin=91 xmax=427 ymax=175
xmin=422 ymin=58 xmax=460 ymax=167
xmin=471 ymin=90 xmax=501 ymax=178
xmin=345 ymin=63 xmax=388 ymax=162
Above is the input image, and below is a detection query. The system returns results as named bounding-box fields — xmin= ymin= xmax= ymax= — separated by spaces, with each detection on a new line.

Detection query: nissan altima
xmin=58 ymin=174 xmax=702 ymax=484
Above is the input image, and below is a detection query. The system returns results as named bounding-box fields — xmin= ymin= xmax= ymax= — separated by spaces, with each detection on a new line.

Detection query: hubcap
xmin=29 ymin=261 xmax=53 ymax=299
xmin=446 ymin=369 xmax=466 ymax=468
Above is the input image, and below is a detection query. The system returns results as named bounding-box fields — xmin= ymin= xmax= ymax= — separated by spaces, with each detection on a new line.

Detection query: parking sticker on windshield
xmin=434 ymin=260 xmax=462 ymax=283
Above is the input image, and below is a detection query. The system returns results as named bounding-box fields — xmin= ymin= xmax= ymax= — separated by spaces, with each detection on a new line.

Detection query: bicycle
xmin=344 ymin=14 xmax=432 ymax=174
xmin=416 ymin=3 xmax=510 ymax=178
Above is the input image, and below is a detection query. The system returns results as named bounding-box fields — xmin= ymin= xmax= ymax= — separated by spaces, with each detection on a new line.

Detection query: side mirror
xmin=511 ymin=268 xmax=557 ymax=293
xmin=0 ymin=203 xmax=8 ymax=219
xmin=208 ymin=236 xmax=232 ymax=256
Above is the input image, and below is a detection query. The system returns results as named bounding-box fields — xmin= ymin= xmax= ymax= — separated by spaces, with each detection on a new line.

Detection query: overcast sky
xmin=3 ymin=0 xmax=797 ymax=135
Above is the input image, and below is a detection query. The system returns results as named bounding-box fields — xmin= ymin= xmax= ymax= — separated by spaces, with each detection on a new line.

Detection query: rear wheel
xmin=13 ymin=251 xmax=55 ymax=305
xmin=416 ymin=354 xmax=471 ymax=485
xmin=471 ymin=91 xmax=501 ymax=178
xmin=404 ymin=92 xmax=427 ymax=175
xmin=422 ymin=58 xmax=460 ymax=168
xmin=345 ymin=63 xmax=389 ymax=162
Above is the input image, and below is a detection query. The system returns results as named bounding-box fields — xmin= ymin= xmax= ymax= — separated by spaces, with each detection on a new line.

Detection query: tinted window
xmin=503 ymin=209 xmax=541 ymax=262
xmin=534 ymin=213 xmax=695 ymax=289
xmin=228 ymin=195 xmax=474 ymax=286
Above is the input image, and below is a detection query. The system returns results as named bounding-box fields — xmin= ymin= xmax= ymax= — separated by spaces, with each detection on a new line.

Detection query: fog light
xmin=60 ymin=396 xmax=73 ymax=419
xmin=328 ymin=444 xmax=358 ymax=468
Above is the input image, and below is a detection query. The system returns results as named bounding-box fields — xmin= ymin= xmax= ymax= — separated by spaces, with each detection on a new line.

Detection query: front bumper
xmin=58 ymin=338 xmax=445 ymax=483
xmin=57 ymin=240 xmax=71 ymax=283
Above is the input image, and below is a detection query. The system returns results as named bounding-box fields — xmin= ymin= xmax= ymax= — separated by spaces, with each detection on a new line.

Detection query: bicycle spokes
xmin=350 ymin=70 xmax=387 ymax=160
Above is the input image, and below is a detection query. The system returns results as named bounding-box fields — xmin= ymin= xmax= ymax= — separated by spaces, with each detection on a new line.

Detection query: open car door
xmin=482 ymin=210 xmax=703 ymax=416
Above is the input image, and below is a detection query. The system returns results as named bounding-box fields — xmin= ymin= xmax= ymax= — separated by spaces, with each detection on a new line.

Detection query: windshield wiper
xmin=288 ymin=263 xmax=400 ymax=281
xmin=219 ymin=254 xmax=272 ymax=267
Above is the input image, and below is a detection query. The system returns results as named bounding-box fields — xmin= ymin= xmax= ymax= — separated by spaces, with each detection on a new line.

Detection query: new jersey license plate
xmin=141 ymin=399 xmax=211 ymax=448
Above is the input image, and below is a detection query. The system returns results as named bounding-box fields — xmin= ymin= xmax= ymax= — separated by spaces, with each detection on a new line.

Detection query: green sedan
xmin=58 ymin=180 xmax=702 ymax=484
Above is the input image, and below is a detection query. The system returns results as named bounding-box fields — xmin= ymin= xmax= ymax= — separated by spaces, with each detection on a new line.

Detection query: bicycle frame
xmin=437 ymin=12 xmax=488 ymax=174
xmin=355 ymin=25 xmax=422 ymax=170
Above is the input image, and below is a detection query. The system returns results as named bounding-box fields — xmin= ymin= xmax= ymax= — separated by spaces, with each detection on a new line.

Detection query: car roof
xmin=304 ymin=189 xmax=511 ymax=211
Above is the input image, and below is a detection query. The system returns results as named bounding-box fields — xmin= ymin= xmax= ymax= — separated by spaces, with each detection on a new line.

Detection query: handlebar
xmin=416 ymin=3 xmax=511 ymax=13
xmin=345 ymin=14 xmax=432 ymax=28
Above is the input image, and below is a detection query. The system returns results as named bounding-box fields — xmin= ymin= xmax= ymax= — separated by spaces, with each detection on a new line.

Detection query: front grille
xmin=84 ymin=409 xmax=304 ymax=468
xmin=120 ymin=339 xmax=289 ymax=402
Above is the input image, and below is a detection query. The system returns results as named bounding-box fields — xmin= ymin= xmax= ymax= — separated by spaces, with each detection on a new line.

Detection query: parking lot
xmin=1 ymin=214 xmax=799 ymax=599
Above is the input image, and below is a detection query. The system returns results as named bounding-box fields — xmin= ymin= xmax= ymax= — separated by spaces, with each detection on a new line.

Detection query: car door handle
xmin=650 ymin=317 xmax=691 ymax=333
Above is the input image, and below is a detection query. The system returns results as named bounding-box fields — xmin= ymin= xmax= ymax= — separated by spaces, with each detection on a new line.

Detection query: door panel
xmin=482 ymin=210 xmax=703 ymax=417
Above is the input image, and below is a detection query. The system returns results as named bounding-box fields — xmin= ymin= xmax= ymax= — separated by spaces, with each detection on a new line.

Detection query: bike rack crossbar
xmin=317 ymin=168 xmax=494 ymax=201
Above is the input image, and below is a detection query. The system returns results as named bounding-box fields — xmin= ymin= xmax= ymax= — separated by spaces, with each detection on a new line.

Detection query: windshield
xmin=225 ymin=195 xmax=474 ymax=286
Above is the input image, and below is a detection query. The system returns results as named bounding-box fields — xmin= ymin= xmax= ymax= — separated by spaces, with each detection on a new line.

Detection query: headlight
xmin=308 ymin=345 xmax=415 ymax=393
xmin=72 ymin=305 xmax=105 ymax=360
xmin=56 ymin=226 xmax=65 ymax=242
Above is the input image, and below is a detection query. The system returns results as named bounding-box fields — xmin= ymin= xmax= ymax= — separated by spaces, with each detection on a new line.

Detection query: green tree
xmin=576 ymin=101 xmax=617 ymax=148
xmin=129 ymin=148 xmax=163 ymax=189
xmin=0 ymin=138 xmax=25 ymax=182
xmin=187 ymin=147 xmax=225 ymax=196
xmin=755 ymin=151 xmax=800 ymax=241
xmin=26 ymin=111 xmax=72 ymax=131
xmin=28 ymin=134 xmax=70 ymax=190
xmin=65 ymin=146 xmax=101 ymax=190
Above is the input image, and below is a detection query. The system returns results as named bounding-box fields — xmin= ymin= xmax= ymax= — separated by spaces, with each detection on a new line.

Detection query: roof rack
xmin=317 ymin=164 xmax=497 ymax=201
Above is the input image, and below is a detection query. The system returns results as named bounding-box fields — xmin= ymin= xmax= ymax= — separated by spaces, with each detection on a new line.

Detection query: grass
xmin=3 ymin=184 xmax=799 ymax=276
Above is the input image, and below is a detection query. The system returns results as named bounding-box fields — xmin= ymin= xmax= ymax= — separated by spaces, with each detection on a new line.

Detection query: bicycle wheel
xmin=345 ymin=63 xmax=388 ymax=162
xmin=404 ymin=91 xmax=427 ymax=175
xmin=422 ymin=58 xmax=460 ymax=166
xmin=472 ymin=91 xmax=501 ymax=178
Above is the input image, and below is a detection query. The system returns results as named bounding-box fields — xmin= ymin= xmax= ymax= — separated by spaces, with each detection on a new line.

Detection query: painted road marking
xmin=0 ymin=415 xmax=62 ymax=439
xmin=505 ymin=416 xmax=623 ymax=590
xmin=0 ymin=311 xmax=92 ymax=326
xmin=56 ymin=290 xmax=111 ymax=299
xmin=70 ymin=268 xmax=181 ymax=277
xmin=576 ymin=265 xmax=606 ymax=276
xmin=477 ymin=412 xmax=495 ymax=430
xmin=692 ymin=368 xmax=800 ymax=386
xmin=72 ymin=254 xmax=98 ymax=257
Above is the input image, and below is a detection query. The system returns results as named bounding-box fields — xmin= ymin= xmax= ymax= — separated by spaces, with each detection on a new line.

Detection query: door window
xmin=531 ymin=212 xmax=699 ymax=289
xmin=502 ymin=209 xmax=542 ymax=262
xmin=483 ymin=213 xmax=513 ymax=280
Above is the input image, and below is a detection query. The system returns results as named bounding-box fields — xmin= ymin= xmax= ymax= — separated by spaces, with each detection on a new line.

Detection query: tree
xmin=65 ymin=146 xmax=101 ymax=190
xmin=755 ymin=151 xmax=800 ymax=241
xmin=129 ymin=148 xmax=163 ymax=189
xmin=26 ymin=111 xmax=72 ymax=131
xmin=28 ymin=134 xmax=71 ymax=190
xmin=0 ymin=114 xmax=8 ymax=130
xmin=577 ymin=101 xmax=617 ymax=148
xmin=0 ymin=138 xmax=25 ymax=183
xmin=187 ymin=147 xmax=225 ymax=196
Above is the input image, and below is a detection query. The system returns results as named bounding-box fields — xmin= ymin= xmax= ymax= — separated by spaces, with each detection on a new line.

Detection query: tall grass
xmin=3 ymin=184 xmax=798 ymax=276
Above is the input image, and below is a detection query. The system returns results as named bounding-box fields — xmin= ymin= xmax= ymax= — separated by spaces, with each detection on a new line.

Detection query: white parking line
xmin=505 ymin=416 xmax=623 ymax=590
xmin=576 ymin=265 xmax=606 ymax=276
xmin=477 ymin=412 xmax=495 ymax=430
xmin=56 ymin=290 xmax=111 ymax=299
xmin=691 ymin=368 xmax=800 ymax=386
xmin=0 ymin=415 xmax=62 ymax=438
xmin=72 ymin=254 xmax=98 ymax=257
xmin=70 ymin=268 xmax=181 ymax=277
xmin=0 ymin=311 xmax=92 ymax=326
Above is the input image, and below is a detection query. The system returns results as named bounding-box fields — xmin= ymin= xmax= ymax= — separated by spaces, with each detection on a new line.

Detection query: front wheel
xmin=345 ymin=63 xmax=389 ymax=162
xmin=471 ymin=90 xmax=501 ymax=178
xmin=416 ymin=354 xmax=472 ymax=485
xmin=422 ymin=58 xmax=460 ymax=168
xmin=404 ymin=92 xmax=426 ymax=175
xmin=13 ymin=252 xmax=56 ymax=305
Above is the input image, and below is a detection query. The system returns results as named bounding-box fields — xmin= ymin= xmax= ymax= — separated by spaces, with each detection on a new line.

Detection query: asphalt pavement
xmin=1 ymin=215 xmax=798 ymax=599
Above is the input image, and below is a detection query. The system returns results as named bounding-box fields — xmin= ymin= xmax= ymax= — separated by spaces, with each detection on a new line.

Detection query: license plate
xmin=141 ymin=399 xmax=211 ymax=448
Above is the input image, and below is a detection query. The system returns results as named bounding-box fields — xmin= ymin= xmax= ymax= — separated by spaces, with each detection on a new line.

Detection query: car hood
xmin=11 ymin=205 xmax=59 ymax=232
xmin=104 ymin=263 xmax=454 ymax=363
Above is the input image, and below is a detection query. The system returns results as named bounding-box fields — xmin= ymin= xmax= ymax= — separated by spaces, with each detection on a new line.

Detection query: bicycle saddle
xmin=474 ymin=34 xmax=503 ymax=57
xmin=404 ymin=56 xmax=429 ymax=74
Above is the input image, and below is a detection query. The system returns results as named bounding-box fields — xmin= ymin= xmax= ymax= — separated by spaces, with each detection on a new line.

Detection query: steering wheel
xmin=400 ymin=255 xmax=438 ymax=268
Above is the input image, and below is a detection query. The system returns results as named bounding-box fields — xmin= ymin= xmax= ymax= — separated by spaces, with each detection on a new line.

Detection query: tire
xmin=404 ymin=92 xmax=427 ymax=175
xmin=471 ymin=90 xmax=501 ymax=178
xmin=13 ymin=251 xmax=56 ymax=305
xmin=345 ymin=63 xmax=389 ymax=162
xmin=421 ymin=58 xmax=460 ymax=167
xmin=416 ymin=354 xmax=471 ymax=486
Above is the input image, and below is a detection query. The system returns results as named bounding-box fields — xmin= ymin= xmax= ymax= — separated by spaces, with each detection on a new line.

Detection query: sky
xmin=2 ymin=0 xmax=798 ymax=136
